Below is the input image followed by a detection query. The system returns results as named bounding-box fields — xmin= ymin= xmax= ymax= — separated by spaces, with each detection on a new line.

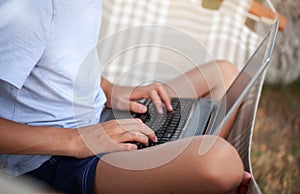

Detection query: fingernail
xmin=154 ymin=136 xmax=158 ymax=142
xmin=158 ymin=107 xmax=163 ymax=114
xmin=168 ymin=104 xmax=173 ymax=111
xmin=139 ymin=105 xmax=146 ymax=113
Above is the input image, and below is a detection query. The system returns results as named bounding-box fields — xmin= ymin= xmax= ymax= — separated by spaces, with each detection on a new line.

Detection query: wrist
xmin=69 ymin=128 xmax=93 ymax=159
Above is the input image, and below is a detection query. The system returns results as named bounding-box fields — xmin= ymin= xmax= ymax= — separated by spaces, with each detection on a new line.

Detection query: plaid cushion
xmin=99 ymin=0 xmax=265 ymax=193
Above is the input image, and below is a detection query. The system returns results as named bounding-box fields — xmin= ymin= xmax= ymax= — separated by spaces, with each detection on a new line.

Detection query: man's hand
xmin=74 ymin=119 xmax=158 ymax=159
xmin=101 ymin=78 xmax=173 ymax=114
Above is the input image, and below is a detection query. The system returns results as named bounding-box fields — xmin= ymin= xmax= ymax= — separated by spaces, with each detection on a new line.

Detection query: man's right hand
xmin=73 ymin=119 xmax=158 ymax=159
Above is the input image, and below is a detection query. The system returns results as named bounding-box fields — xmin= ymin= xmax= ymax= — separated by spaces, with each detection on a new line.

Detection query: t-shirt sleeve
xmin=0 ymin=0 xmax=53 ymax=89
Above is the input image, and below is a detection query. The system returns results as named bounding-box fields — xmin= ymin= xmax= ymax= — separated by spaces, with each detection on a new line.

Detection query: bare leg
xmin=164 ymin=60 xmax=238 ymax=100
xmin=94 ymin=135 xmax=244 ymax=194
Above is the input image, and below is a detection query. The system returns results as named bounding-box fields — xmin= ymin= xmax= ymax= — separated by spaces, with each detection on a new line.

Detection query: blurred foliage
xmin=252 ymin=79 xmax=300 ymax=194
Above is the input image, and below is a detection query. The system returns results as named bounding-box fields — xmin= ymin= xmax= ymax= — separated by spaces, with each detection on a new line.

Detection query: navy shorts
xmin=25 ymin=154 xmax=107 ymax=194
xmin=25 ymin=110 xmax=113 ymax=194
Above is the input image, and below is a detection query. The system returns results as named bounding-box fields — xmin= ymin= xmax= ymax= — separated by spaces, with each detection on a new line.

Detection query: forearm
xmin=0 ymin=118 xmax=79 ymax=157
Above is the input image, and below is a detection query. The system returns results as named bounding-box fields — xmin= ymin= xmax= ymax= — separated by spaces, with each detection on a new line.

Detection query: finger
xmin=156 ymin=84 xmax=173 ymax=111
xmin=121 ymin=119 xmax=158 ymax=142
xmin=102 ymin=119 xmax=144 ymax=134
xmin=106 ymin=119 xmax=158 ymax=143
xmin=137 ymin=123 xmax=158 ymax=142
xmin=119 ymin=143 xmax=138 ymax=151
xmin=150 ymin=90 xmax=164 ymax=114
xmin=117 ymin=131 xmax=149 ymax=145
xmin=107 ymin=142 xmax=138 ymax=152
xmin=129 ymin=101 xmax=147 ymax=113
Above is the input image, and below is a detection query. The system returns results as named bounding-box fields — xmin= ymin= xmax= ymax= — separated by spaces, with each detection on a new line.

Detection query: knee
xmin=192 ymin=136 xmax=244 ymax=193
xmin=215 ymin=60 xmax=239 ymax=87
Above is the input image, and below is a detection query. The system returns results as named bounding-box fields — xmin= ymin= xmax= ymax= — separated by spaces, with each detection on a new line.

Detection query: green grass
xmin=252 ymin=79 xmax=300 ymax=194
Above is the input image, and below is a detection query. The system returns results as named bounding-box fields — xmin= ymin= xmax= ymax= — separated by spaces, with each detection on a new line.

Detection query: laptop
xmin=101 ymin=18 xmax=278 ymax=148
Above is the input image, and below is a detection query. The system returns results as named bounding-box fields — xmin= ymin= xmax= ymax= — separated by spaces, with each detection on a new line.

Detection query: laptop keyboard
xmin=134 ymin=98 xmax=195 ymax=149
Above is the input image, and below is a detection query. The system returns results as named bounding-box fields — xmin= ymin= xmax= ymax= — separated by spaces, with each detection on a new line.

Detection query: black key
xmin=133 ymin=98 xmax=195 ymax=149
xmin=163 ymin=132 xmax=173 ymax=138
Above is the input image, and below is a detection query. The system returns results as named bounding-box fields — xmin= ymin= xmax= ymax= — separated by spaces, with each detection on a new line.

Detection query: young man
xmin=0 ymin=1 xmax=250 ymax=193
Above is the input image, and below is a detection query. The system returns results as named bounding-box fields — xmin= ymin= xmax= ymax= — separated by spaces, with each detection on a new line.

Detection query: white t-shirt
xmin=0 ymin=0 xmax=105 ymax=176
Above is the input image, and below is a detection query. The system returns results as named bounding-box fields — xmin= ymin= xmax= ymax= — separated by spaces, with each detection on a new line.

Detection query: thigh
xmin=94 ymin=135 xmax=244 ymax=194
xmin=165 ymin=60 xmax=238 ymax=100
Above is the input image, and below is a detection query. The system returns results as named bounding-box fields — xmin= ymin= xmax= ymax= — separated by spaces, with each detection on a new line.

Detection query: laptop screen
xmin=206 ymin=17 xmax=279 ymax=135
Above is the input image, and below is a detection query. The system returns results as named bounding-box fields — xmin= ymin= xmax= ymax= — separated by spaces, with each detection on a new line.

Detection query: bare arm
xmin=0 ymin=78 xmax=164 ymax=158
xmin=0 ymin=117 xmax=157 ymax=159
xmin=0 ymin=117 xmax=77 ymax=156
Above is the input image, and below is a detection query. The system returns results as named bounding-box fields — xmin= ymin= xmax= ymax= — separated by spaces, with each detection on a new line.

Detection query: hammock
xmin=99 ymin=1 xmax=279 ymax=193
